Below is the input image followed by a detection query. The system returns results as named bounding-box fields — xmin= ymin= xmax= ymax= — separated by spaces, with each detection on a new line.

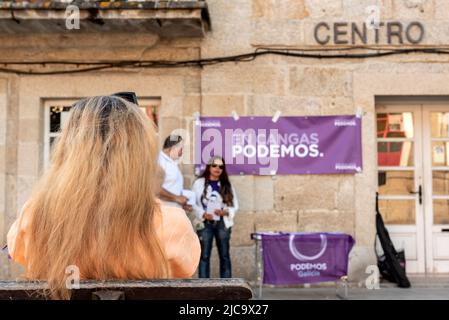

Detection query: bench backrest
xmin=0 ymin=278 xmax=253 ymax=300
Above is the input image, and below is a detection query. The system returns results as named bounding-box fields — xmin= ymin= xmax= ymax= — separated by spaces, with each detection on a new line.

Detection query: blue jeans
xmin=197 ymin=219 xmax=232 ymax=278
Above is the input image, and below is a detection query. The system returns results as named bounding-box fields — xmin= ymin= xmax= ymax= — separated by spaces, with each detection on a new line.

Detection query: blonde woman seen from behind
xmin=7 ymin=96 xmax=200 ymax=299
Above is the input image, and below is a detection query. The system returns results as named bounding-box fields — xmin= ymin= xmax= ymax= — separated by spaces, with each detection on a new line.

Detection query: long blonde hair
xmin=25 ymin=96 xmax=169 ymax=299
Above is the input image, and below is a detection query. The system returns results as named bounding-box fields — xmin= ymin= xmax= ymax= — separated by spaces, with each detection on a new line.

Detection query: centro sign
xmin=314 ymin=21 xmax=425 ymax=45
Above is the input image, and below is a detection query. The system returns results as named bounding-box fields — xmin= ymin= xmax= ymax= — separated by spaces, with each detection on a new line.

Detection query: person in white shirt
xmin=158 ymin=135 xmax=192 ymax=211
xmin=192 ymin=156 xmax=239 ymax=278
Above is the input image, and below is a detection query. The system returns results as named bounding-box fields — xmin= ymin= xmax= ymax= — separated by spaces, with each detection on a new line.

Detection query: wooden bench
xmin=0 ymin=278 xmax=253 ymax=300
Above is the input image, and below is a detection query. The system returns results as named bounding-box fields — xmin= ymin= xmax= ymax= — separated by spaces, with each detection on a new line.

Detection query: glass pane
xmin=432 ymin=171 xmax=449 ymax=195
xmin=431 ymin=142 xmax=449 ymax=166
xmin=60 ymin=106 xmax=72 ymax=130
xmin=50 ymin=106 xmax=62 ymax=133
xmin=378 ymin=171 xmax=414 ymax=195
xmin=377 ymin=142 xmax=414 ymax=166
xmin=430 ymin=112 xmax=449 ymax=138
xmin=140 ymin=105 xmax=159 ymax=127
xmin=50 ymin=106 xmax=72 ymax=133
xmin=49 ymin=137 xmax=56 ymax=155
xmin=379 ymin=199 xmax=415 ymax=224
xmin=433 ymin=200 xmax=449 ymax=224
xmin=377 ymin=112 xmax=414 ymax=138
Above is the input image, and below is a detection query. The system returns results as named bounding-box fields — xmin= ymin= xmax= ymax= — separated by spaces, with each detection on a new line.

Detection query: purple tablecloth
xmin=253 ymin=232 xmax=355 ymax=285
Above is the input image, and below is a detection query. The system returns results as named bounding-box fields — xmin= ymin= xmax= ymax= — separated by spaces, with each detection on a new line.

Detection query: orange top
xmin=7 ymin=200 xmax=201 ymax=279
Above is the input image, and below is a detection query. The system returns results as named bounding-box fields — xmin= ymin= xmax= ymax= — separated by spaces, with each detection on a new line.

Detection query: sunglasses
xmin=112 ymin=92 xmax=139 ymax=105
xmin=210 ymin=164 xmax=224 ymax=169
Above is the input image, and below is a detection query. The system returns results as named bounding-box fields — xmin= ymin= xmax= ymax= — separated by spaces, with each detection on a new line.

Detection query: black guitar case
xmin=375 ymin=192 xmax=411 ymax=288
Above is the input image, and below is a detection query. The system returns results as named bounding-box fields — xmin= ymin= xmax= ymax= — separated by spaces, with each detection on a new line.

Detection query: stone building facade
xmin=1 ymin=0 xmax=449 ymax=283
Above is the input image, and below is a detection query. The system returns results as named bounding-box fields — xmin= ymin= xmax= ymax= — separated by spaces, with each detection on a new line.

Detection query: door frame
xmin=376 ymin=103 xmax=426 ymax=273
xmin=422 ymin=105 xmax=449 ymax=273
xmin=377 ymin=100 xmax=449 ymax=274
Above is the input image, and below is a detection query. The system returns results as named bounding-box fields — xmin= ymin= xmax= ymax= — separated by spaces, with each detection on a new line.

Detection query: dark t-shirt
xmin=209 ymin=180 xmax=220 ymax=193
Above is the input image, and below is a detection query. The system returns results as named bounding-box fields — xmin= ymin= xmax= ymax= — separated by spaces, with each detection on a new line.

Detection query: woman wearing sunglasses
xmin=192 ymin=156 xmax=239 ymax=278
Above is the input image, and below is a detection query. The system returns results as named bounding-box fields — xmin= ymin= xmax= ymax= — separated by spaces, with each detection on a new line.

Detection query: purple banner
xmin=195 ymin=115 xmax=362 ymax=175
xmin=257 ymin=232 xmax=355 ymax=285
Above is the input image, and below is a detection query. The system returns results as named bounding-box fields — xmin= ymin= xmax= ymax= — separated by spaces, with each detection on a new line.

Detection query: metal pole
xmin=336 ymin=276 xmax=349 ymax=300
xmin=258 ymin=236 xmax=263 ymax=299
xmin=253 ymin=234 xmax=263 ymax=300
xmin=253 ymin=235 xmax=258 ymax=299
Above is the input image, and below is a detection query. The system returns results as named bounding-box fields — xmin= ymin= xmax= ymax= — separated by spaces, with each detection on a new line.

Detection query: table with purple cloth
xmin=251 ymin=232 xmax=355 ymax=298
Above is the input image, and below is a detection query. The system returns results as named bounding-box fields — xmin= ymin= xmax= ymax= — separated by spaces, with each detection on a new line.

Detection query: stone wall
xmin=2 ymin=0 xmax=449 ymax=283
xmin=198 ymin=0 xmax=449 ymax=282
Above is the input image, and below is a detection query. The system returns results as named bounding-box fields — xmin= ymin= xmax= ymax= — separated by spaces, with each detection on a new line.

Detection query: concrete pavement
xmin=251 ymin=276 xmax=449 ymax=300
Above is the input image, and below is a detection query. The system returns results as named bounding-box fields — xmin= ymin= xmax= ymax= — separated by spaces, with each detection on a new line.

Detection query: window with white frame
xmin=43 ymin=98 xmax=161 ymax=169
